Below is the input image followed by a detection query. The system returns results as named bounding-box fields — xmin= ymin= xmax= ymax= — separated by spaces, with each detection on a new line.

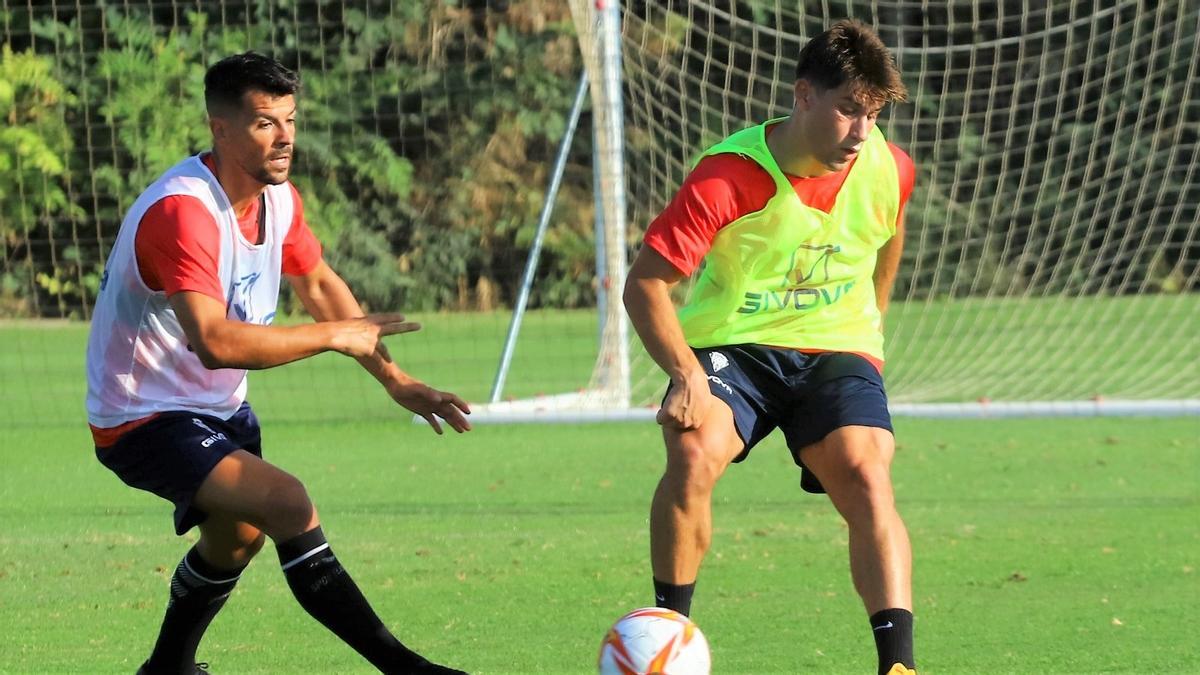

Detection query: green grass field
xmin=1 ymin=309 xmax=1198 ymax=673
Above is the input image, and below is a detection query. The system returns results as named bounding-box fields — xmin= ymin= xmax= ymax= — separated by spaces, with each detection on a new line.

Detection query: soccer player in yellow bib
xmin=624 ymin=20 xmax=917 ymax=675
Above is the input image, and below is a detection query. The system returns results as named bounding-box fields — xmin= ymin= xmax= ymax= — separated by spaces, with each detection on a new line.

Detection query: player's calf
xmin=141 ymin=547 xmax=247 ymax=673
xmin=276 ymin=525 xmax=464 ymax=673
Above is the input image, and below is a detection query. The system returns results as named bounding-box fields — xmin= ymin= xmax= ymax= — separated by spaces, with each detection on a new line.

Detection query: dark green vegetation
xmin=3 ymin=2 xmax=1196 ymax=320
xmin=2 ymin=2 xmax=589 ymax=317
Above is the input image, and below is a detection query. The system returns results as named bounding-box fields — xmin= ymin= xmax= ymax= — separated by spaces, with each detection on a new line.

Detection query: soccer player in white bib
xmin=85 ymin=52 xmax=471 ymax=674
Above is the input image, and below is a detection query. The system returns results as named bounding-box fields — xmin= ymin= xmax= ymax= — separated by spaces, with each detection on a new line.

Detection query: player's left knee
xmin=858 ymin=427 xmax=896 ymax=466
xmin=820 ymin=429 xmax=897 ymax=509
xmin=849 ymin=461 xmax=894 ymax=501
xmin=238 ymin=532 xmax=267 ymax=562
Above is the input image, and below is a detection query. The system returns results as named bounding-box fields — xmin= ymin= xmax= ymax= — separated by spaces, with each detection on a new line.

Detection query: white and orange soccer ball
xmin=597 ymin=607 xmax=711 ymax=675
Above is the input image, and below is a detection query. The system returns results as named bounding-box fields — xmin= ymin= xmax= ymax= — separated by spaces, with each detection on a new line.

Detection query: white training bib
xmin=86 ymin=155 xmax=294 ymax=428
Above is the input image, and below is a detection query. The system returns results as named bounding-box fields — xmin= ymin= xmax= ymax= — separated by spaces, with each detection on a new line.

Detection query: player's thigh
xmin=782 ymin=353 xmax=894 ymax=475
xmin=801 ymin=424 xmax=896 ymax=475
xmin=193 ymin=449 xmax=319 ymax=540
xmin=661 ymin=399 xmax=745 ymax=485
xmin=95 ymin=407 xmax=266 ymax=536
xmin=798 ymin=425 xmax=897 ymax=513
xmin=660 ymin=344 xmax=786 ymax=478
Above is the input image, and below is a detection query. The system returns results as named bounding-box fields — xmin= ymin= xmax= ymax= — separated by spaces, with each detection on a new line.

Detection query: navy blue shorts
xmin=667 ymin=345 xmax=893 ymax=493
xmin=95 ymin=402 xmax=263 ymax=535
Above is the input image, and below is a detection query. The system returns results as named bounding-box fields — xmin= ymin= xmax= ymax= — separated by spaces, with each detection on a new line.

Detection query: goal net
xmin=518 ymin=0 xmax=1197 ymax=420
xmin=1 ymin=1 xmax=1196 ymax=430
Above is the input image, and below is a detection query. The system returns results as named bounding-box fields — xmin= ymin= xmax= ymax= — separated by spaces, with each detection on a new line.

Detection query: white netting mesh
xmin=572 ymin=0 xmax=1198 ymax=409
xmin=2 ymin=1 xmax=1197 ymax=428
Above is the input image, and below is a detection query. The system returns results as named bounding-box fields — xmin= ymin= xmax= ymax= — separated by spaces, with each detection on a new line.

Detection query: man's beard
xmin=253 ymin=163 xmax=290 ymax=186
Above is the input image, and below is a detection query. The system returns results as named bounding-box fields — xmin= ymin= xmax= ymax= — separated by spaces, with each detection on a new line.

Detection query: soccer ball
xmin=597 ymin=607 xmax=711 ymax=675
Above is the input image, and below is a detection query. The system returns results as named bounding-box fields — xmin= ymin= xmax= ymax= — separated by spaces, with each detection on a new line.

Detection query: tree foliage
xmin=0 ymin=1 xmax=1194 ymax=318
xmin=1 ymin=0 xmax=587 ymax=317
xmin=0 ymin=44 xmax=81 ymax=315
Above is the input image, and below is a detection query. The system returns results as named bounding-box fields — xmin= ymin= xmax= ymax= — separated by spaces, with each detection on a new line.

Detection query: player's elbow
xmin=188 ymin=329 xmax=237 ymax=370
xmin=622 ymin=275 xmax=649 ymax=315
xmin=191 ymin=341 xmax=228 ymax=370
xmin=625 ymin=272 xmax=672 ymax=312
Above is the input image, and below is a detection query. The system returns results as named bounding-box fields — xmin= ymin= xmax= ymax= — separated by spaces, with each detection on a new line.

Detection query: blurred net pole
xmin=594 ymin=120 xmax=609 ymax=348
xmin=490 ymin=73 xmax=591 ymax=403
xmin=578 ymin=0 xmax=631 ymax=406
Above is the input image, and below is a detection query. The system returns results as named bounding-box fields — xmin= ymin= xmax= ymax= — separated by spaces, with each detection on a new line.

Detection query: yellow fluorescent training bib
xmin=678 ymin=120 xmax=900 ymax=360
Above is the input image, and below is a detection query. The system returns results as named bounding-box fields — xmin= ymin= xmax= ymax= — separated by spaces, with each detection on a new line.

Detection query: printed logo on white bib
xmin=230 ymin=271 xmax=276 ymax=325
xmin=709 ymin=351 xmax=729 ymax=372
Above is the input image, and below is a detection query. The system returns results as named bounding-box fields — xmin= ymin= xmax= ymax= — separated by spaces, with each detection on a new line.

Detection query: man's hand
xmin=656 ymin=368 xmax=715 ymax=430
xmin=386 ymin=380 xmax=472 ymax=434
xmin=327 ymin=314 xmax=420 ymax=359
xmin=284 ymin=264 xmax=470 ymax=432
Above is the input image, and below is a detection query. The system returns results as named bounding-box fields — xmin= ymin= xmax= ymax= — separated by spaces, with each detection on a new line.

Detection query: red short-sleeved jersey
xmin=134 ymin=154 xmax=322 ymax=301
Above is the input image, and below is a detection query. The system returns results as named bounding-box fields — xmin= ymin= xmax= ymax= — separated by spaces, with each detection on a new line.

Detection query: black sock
xmin=278 ymin=526 xmax=437 ymax=673
xmin=870 ymin=608 xmax=915 ymax=674
xmin=653 ymin=578 xmax=696 ymax=617
xmin=144 ymin=547 xmax=244 ymax=672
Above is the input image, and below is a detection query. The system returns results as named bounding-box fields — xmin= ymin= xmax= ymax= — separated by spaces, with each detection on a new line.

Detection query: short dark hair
xmin=204 ymin=51 xmax=299 ymax=116
xmin=795 ymin=19 xmax=907 ymax=104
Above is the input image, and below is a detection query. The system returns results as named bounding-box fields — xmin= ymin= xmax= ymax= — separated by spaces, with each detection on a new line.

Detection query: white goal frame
xmin=466 ymin=1 xmax=1199 ymax=423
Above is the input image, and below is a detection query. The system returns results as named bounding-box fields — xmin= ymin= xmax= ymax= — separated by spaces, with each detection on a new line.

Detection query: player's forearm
xmin=873 ymin=267 xmax=897 ymax=315
xmin=194 ymin=320 xmax=336 ymax=370
xmin=873 ymin=234 xmax=904 ymax=316
xmin=295 ymin=267 xmax=413 ymax=386
xmin=623 ymin=276 xmax=703 ymax=383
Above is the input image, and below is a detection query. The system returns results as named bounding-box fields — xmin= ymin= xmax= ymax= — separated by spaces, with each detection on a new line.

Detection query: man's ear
xmin=209 ymin=115 xmax=226 ymax=142
xmin=793 ymin=79 xmax=813 ymax=111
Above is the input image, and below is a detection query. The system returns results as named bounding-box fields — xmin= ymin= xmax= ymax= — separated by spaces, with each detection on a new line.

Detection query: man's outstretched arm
xmin=286 ymin=260 xmax=471 ymax=434
xmin=169 ymin=290 xmax=416 ymax=371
